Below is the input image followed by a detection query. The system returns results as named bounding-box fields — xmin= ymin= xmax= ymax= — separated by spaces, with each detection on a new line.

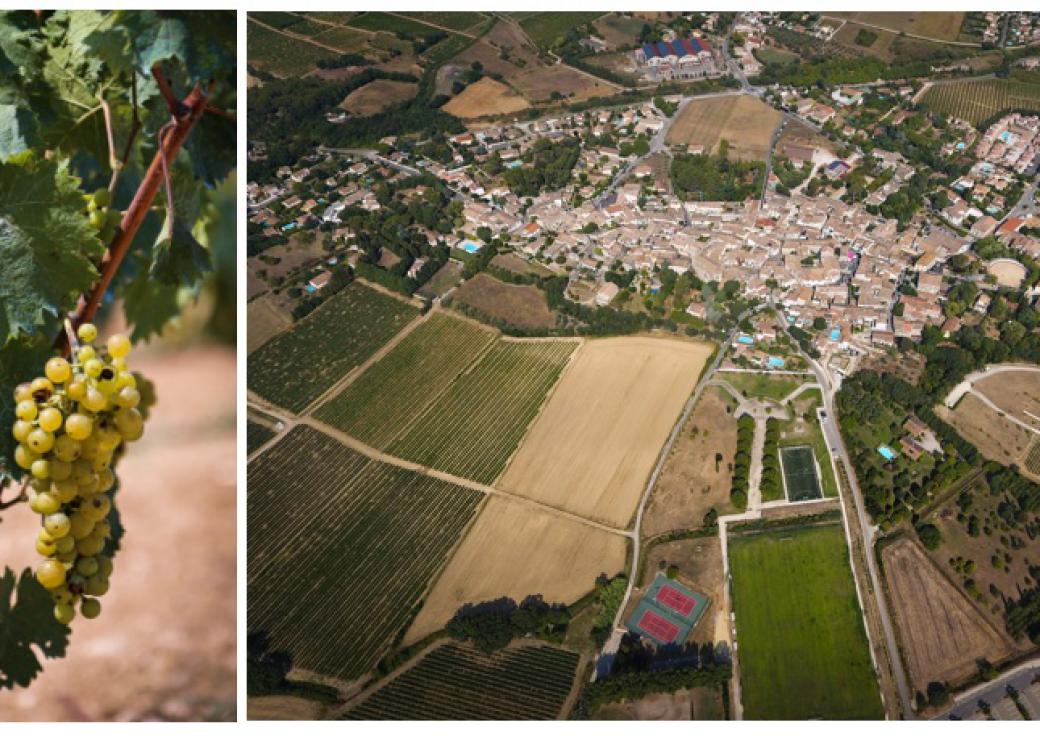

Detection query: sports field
xmin=666 ymin=94 xmax=781 ymax=161
xmin=404 ymin=496 xmax=627 ymax=642
xmin=626 ymin=574 xmax=709 ymax=646
xmin=728 ymin=523 xmax=883 ymax=720
xmin=497 ymin=337 xmax=711 ymax=528
xmin=780 ymin=445 xmax=823 ymax=501
xmin=247 ymin=282 xmax=419 ymax=414
xmin=315 ymin=313 xmax=497 ymax=449
xmin=343 ymin=641 xmax=580 ymax=719
xmin=248 ymin=425 xmax=484 ymax=680
xmin=389 ymin=338 xmax=578 ymax=483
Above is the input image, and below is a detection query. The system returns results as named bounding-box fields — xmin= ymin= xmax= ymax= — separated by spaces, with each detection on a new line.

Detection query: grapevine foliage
xmin=0 ymin=9 xmax=234 ymax=688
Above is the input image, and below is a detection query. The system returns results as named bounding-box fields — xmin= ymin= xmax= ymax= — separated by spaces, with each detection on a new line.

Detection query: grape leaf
xmin=0 ymin=12 xmax=44 ymax=81
xmin=150 ymin=225 xmax=211 ymax=286
xmin=120 ymin=269 xmax=182 ymax=342
xmin=0 ymin=333 xmax=53 ymax=476
xmin=0 ymin=153 xmax=104 ymax=345
xmin=0 ymin=567 xmax=71 ymax=690
xmin=0 ymin=103 xmax=38 ymax=159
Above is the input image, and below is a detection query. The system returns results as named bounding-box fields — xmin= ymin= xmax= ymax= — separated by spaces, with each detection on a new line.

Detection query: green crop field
xmin=347 ymin=12 xmax=451 ymax=39
xmin=921 ymin=77 xmax=1040 ymax=126
xmin=389 ymin=339 xmax=577 ymax=483
xmin=520 ymin=12 xmax=606 ymax=49
xmin=343 ymin=642 xmax=580 ymax=719
xmin=247 ymin=282 xmax=419 ymax=414
xmin=315 ymin=314 xmax=497 ymax=449
xmin=1025 ymin=438 xmax=1040 ymax=477
xmin=250 ymin=11 xmax=300 ymax=30
xmin=248 ymin=425 xmax=484 ymax=680
xmin=247 ymin=19 xmax=333 ymax=77
xmin=247 ymin=421 xmax=276 ymax=455
xmin=401 ymin=12 xmax=489 ymax=33
xmin=728 ymin=523 xmax=883 ymax=720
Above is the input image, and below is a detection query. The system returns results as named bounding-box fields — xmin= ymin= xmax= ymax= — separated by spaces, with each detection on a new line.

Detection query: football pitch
xmin=729 ymin=523 xmax=884 ymax=720
xmin=780 ymin=445 xmax=823 ymax=502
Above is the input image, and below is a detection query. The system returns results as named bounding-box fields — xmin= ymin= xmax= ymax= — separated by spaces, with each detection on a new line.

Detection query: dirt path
xmin=384 ymin=11 xmax=478 ymax=39
xmin=248 ymin=15 xmax=354 ymax=56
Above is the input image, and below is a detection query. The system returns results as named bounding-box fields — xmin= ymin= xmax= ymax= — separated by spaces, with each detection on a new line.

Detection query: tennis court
xmin=625 ymin=574 xmax=709 ymax=646
xmin=780 ymin=445 xmax=823 ymax=502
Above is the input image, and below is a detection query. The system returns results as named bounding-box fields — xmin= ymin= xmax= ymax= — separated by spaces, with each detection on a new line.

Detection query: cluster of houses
xmin=975 ymin=113 xmax=1040 ymax=177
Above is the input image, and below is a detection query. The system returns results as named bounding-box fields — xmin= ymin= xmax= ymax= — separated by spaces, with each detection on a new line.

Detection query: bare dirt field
xmin=247 ymin=695 xmax=328 ymax=720
xmin=404 ymin=497 xmax=627 ymax=643
xmin=593 ymin=687 xmax=724 ymax=720
xmin=491 ymin=252 xmax=555 ymax=277
xmin=340 ymin=79 xmax=418 ymax=115
xmin=246 ymin=231 xmax=326 ymax=284
xmin=498 ymin=336 xmax=711 ymax=529
xmin=974 ymin=369 xmax=1040 ymax=424
xmin=636 ymin=536 xmax=726 ymax=647
xmin=936 ymin=394 xmax=1035 ymax=468
xmin=593 ymin=13 xmax=645 ymax=50
xmin=247 ymin=294 xmax=292 ymax=354
xmin=247 ymin=266 xmax=269 ymax=301
xmin=452 ymin=273 xmax=557 ymax=329
xmin=882 ymin=538 xmax=1013 ymax=691
xmin=986 ymin=259 xmax=1028 ymax=288
xmin=666 ymin=94 xmax=782 ymax=162
xmin=515 ymin=65 xmax=618 ymax=103
xmin=642 ymin=387 xmax=739 ymax=538
xmin=443 ymin=77 xmax=530 ymax=118
xmin=827 ymin=12 xmax=966 ymax=42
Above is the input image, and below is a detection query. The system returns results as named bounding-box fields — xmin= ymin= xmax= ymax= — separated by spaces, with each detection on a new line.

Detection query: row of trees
xmin=731 ymin=415 xmax=755 ymax=510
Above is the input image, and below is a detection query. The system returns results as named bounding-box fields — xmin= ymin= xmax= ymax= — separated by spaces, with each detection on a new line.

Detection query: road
xmin=938 ymin=659 xmax=1040 ymax=720
xmin=1009 ymin=174 xmax=1040 ymax=220
xmin=773 ymin=302 xmax=915 ymax=718
xmin=943 ymin=362 xmax=1040 ymax=407
xmin=317 ymin=145 xmax=422 ymax=177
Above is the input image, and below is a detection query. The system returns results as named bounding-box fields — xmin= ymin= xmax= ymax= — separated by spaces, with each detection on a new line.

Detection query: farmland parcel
xmin=498 ymin=337 xmax=711 ymax=528
xmin=728 ymin=523 xmax=883 ymax=720
xmin=343 ymin=641 xmax=580 ymax=719
xmin=248 ymin=425 xmax=483 ymax=680
xmin=405 ymin=496 xmax=628 ymax=643
xmin=389 ymin=338 xmax=578 ymax=483
xmin=315 ymin=313 xmax=497 ymax=449
xmin=248 ymin=282 xmax=419 ymax=414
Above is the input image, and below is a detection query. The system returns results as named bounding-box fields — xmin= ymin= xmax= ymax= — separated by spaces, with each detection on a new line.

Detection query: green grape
xmin=36 ymin=559 xmax=66 ymax=589
xmin=13 ymin=382 xmax=33 ymax=403
xmin=75 ymin=557 xmax=99 ymax=577
xmin=53 ymin=535 xmax=76 ymax=555
xmin=97 ymin=556 xmax=113 ymax=578
xmin=64 ymin=413 xmax=93 ymax=440
xmin=52 ymin=435 xmax=82 ymax=462
xmin=44 ymin=513 xmax=71 ymax=538
xmin=12 ymin=419 xmax=32 ymax=443
xmin=80 ymin=598 xmax=101 ymax=619
xmin=15 ymin=399 xmax=37 ymax=422
xmin=35 ymin=538 xmax=56 ymax=557
xmin=88 ymin=209 xmax=104 ymax=230
xmin=69 ymin=512 xmax=94 ymax=539
xmin=49 ymin=458 xmax=72 ymax=482
xmin=30 ymin=459 xmax=51 ymax=480
xmin=14 ymin=444 xmax=38 ymax=469
xmin=33 ymin=492 xmax=61 ymax=516
xmin=107 ymin=334 xmax=131 ymax=358
xmin=26 ymin=428 xmax=55 ymax=454
xmin=76 ymin=535 xmax=104 ymax=557
xmin=84 ymin=574 xmax=109 ymax=597
xmin=44 ymin=357 xmax=72 ymax=384
xmin=54 ymin=602 xmax=75 ymax=625
xmin=38 ymin=407 xmax=64 ymax=433
xmin=91 ymin=188 xmax=111 ymax=208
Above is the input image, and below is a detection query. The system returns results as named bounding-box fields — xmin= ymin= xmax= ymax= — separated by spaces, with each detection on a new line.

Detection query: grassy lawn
xmin=722 ymin=371 xmax=807 ymax=402
xmin=754 ymin=45 xmax=799 ymax=65
xmin=729 ymin=523 xmax=883 ymax=720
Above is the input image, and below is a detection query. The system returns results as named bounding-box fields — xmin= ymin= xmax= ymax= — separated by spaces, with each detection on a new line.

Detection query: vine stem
xmin=56 ymin=70 xmax=212 ymax=355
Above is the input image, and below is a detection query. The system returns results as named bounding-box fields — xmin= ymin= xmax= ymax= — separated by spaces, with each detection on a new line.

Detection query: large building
xmin=634 ymin=36 xmax=716 ymax=80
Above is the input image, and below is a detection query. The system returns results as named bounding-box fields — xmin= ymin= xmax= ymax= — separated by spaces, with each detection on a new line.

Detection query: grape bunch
xmin=10 ymin=323 xmax=146 ymax=625
xmin=85 ymin=188 xmax=122 ymax=243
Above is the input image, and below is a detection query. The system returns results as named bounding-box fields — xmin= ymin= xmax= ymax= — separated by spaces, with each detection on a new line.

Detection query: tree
xmin=0 ymin=10 xmax=235 ymax=689
xmin=916 ymin=522 xmax=943 ymax=550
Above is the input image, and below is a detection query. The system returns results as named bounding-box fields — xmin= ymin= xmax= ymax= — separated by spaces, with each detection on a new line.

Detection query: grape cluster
xmin=85 ymin=188 xmax=121 ymax=243
xmin=11 ymin=323 xmax=146 ymax=625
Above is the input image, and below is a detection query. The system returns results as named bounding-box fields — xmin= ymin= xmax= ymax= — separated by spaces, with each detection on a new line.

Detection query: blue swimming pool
xmin=458 ymin=239 xmax=482 ymax=254
xmin=830 ymin=328 xmax=840 ymax=341
xmin=737 ymin=335 xmax=754 ymax=345
xmin=877 ymin=445 xmax=897 ymax=461
xmin=768 ymin=356 xmax=785 ymax=368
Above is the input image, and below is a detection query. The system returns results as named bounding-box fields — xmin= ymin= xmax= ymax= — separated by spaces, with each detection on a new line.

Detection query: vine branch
xmin=109 ymin=70 xmax=141 ymax=193
xmin=56 ymin=67 xmax=213 ymax=356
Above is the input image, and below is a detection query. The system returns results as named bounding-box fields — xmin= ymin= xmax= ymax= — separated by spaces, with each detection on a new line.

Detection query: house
xmin=308 ymin=271 xmax=332 ymax=292
xmin=407 ymin=257 xmax=429 ymax=280
xmin=831 ymin=87 xmax=864 ymax=106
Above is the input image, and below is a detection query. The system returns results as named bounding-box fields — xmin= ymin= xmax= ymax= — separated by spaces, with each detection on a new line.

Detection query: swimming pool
xmin=768 ymin=356 xmax=785 ymax=368
xmin=505 ymin=159 xmax=523 ymax=169
xmin=737 ymin=335 xmax=754 ymax=345
xmin=877 ymin=445 xmax=897 ymax=461
xmin=458 ymin=239 xmax=482 ymax=254
xmin=830 ymin=328 xmax=840 ymax=341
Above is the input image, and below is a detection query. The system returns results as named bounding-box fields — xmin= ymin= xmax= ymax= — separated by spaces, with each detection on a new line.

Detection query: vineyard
xmin=248 ymin=425 xmax=484 ymax=680
xmin=1027 ymin=438 xmax=1040 ymax=477
xmin=920 ymin=77 xmax=1040 ymax=126
xmin=343 ymin=641 xmax=580 ymax=719
xmin=247 ymin=421 xmax=277 ymax=455
xmin=389 ymin=340 xmax=578 ymax=484
xmin=314 ymin=313 xmax=497 ymax=449
xmin=247 ymin=282 xmax=419 ymax=414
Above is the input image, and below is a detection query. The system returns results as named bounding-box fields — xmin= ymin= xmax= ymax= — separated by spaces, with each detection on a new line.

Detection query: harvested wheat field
xmin=882 ymin=538 xmax=1012 ymax=690
xmin=667 ymin=94 xmax=781 ymax=161
xmin=444 ymin=77 xmax=530 ymax=118
xmin=340 ymin=79 xmax=418 ymax=115
xmin=642 ymin=387 xmax=739 ymax=537
xmin=513 ymin=65 xmax=618 ymax=103
xmin=937 ymin=394 xmax=1036 ymax=467
xmin=974 ymin=369 xmax=1040 ymax=424
xmin=404 ymin=496 xmax=627 ymax=643
xmin=498 ymin=336 xmax=711 ymax=528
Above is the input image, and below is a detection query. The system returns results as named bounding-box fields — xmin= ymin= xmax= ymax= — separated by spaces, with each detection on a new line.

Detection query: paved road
xmin=317 ymin=145 xmax=422 ymax=177
xmin=772 ymin=303 xmax=914 ymax=718
xmin=1009 ymin=175 xmax=1040 ymax=220
xmin=938 ymin=659 xmax=1040 ymax=720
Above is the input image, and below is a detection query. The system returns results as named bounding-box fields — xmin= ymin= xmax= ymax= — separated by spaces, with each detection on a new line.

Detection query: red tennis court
xmin=637 ymin=610 xmax=680 ymax=643
xmin=656 ymin=584 xmax=697 ymax=617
